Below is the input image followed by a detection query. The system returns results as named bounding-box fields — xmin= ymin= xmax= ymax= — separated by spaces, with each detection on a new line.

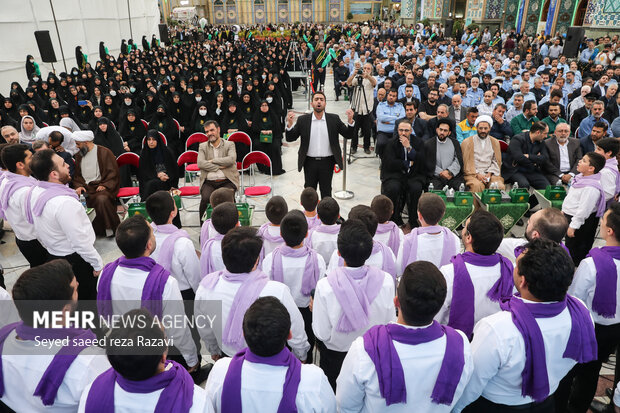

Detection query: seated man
xmin=461 ymin=115 xmax=505 ymax=192
xmin=205 ymin=297 xmax=336 ymax=412
xmin=392 ymin=100 xmax=428 ymax=141
xmin=578 ymin=100 xmax=610 ymax=139
xmin=336 ymin=261 xmax=473 ymax=412
xmin=453 ymin=239 xmax=596 ymax=412
xmin=540 ymin=102 xmax=567 ymax=135
xmin=79 ymin=308 xmax=213 ymax=413
xmin=503 ymin=121 xmax=551 ymax=189
xmin=376 ymin=89 xmax=405 ymax=157
xmin=489 ymin=103 xmax=513 ymax=142
xmin=510 ymin=100 xmax=539 ymax=136
xmin=424 ymin=118 xmax=465 ymax=191
xmin=456 ymin=107 xmax=478 ymax=143
xmin=381 ymin=120 xmax=426 ymax=228
xmin=72 ymin=130 xmax=120 ymax=237
xmin=543 ymin=122 xmax=582 ymax=185
xmin=0 ymin=260 xmax=110 ymax=412
xmin=580 ymin=120 xmax=608 ymax=154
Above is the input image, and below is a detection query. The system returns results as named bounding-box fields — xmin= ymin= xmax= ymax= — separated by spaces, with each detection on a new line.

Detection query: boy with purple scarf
xmin=195 ymin=227 xmax=309 ymax=361
xmin=306 ymin=196 xmax=342 ymax=266
xmin=559 ymin=202 xmax=620 ymax=412
xmin=312 ymin=219 xmax=396 ymax=390
xmin=262 ymin=210 xmax=326 ymax=364
xmin=199 ymin=188 xmax=235 ymax=250
xmin=454 ymin=239 xmax=597 ymax=412
xmin=594 ymin=138 xmax=620 ymax=204
xmin=371 ymin=195 xmax=404 ymax=257
xmin=200 ymin=203 xmax=239 ymax=276
xmin=337 ymin=261 xmax=473 ymax=412
xmin=257 ymin=196 xmax=288 ymax=255
xmin=436 ymin=211 xmax=514 ymax=339
xmin=205 ymin=297 xmax=336 ymax=412
xmin=396 ymin=192 xmax=461 ymax=274
xmin=301 ymin=187 xmax=321 ymax=231
xmin=79 ymin=308 xmax=213 ymax=413
xmin=562 ymin=152 xmax=607 ymax=266
xmin=0 ymin=260 xmax=110 ymax=412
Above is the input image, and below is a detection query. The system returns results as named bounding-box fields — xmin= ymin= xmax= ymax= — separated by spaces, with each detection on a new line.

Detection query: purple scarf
xmin=0 ymin=321 xmax=96 ymax=406
xmin=571 ymin=173 xmax=606 ymax=217
xmin=587 ymin=246 xmax=620 ymax=318
xmin=200 ymin=232 xmax=225 ymax=276
xmin=84 ymin=360 xmax=194 ymax=413
xmin=200 ymin=269 xmax=269 ymax=352
xmin=499 ymin=295 xmax=597 ymax=401
xmin=151 ymin=223 xmax=191 ymax=272
xmin=306 ymin=214 xmax=320 ymax=231
xmin=327 ymin=266 xmax=386 ymax=332
xmin=200 ymin=219 xmax=214 ymax=250
xmin=363 ymin=322 xmax=465 ymax=406
xmin=0 ymin=173 xmax=35 ymax=219
xmin=271 ymin=245 xmax=320 ymax=296
xmin=400 ymin=226 xmax=457 ymax=273
xmin=375 ymin=222 xmax=401 ymax=255
xmin=307 ymin=224 xmax=341 ymax=248
xmin=258 ymin=223 xmax=284 ymax=244
xmin=515 ymin=242 xmax=571 ymax=259
xmin=24 ymin=180 xmax=79 ymax=224
xmin=222 ymin=347 xmax=301 ymax=413
xmin=97 ymin=256 xmax=170 ymax=319
xmin=448 ymin=252 xmax=514 ymax=338
xmin=605 ymin=158 xmax=620 ymax=195
xmin=337 ymin=241 xmax=396 ymax=279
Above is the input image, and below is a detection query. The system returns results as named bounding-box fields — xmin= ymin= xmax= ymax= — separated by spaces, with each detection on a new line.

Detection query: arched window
xmin=226 ymin=0 xmax=235 ymax=5
xmin=279 ymin=0 xmax=288 ymax=3
xmin=302 ymin=0 xmax=312 ymax=4
xmin=254 ymin=0 xmax=264 ymax=4
xmin=214 ymin=0 xmax=223 ymax=4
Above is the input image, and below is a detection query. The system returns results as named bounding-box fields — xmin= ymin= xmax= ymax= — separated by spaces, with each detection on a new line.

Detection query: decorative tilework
xmin=254 ymin=4 xmax=266 ymax=23
xmin=466 ymin=0 xmax=486 ymax=21
xmin=301 ymin=2 xmax=313 ymax=22
xmin=586 ymin=0 xmax=620 ymax=27
xmin=401 ymin=0 xmax=415 ymax=18
xmin=554 ymin=0 xmax=574 ymax=33
xmin=277 ymin=3 xmax=288 ymax=23
xmin=485 ymin=0 xmax=503 ymax=18
xmin=604 ymin=0 xmax=620 ymax=13
xmin=503 ymin=0 xmax=521 ymax=28
xmin=328 ymin=1 xmax=340 ymax=22
xmin=214 ymin=5 xmax=226 ymax=23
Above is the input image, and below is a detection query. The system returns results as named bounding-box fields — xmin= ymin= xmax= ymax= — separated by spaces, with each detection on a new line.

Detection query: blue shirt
xmin=376 ymin=101 xmax=405 ymax=133
xmin=578 ymin=115 xmax=611 ymax=139
xmin=398 ymin=83 xmax=421 ymax=101
xmin=464 ymin=88 xmax=483 ymax=107
xmin=580 ymin=48 xmax=595 ymax=63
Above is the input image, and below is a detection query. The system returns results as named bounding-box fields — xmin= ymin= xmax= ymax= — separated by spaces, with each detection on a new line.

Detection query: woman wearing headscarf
xmin=25 ymin=55 xmax=41 ymax=81
xmin=222 ymin=100 xmax=250 ymax=162
xmin=167 ymin=92 xmax=188 ymax=128
xmin=119 ymin=93 xmax=143 ymax=121
xmin=88 ymin=106 xmax=105 ymax=132
xmin=18 ymin=115 xmax=40 ymax=144
xmin=101 ymin=94 xmax=120 ymax=125
xmin=210 ymin=91 xmax=225 ymax=124
xmin=17 ymin=104 xmax=44 ymax=128
xmin=143 ymin=91 xmax=159 ymax=122
xmin=94 ymin=117 xmax=124 ymax=156
xmin=190 ymin=102 xmax=210 ymax=134
xmin=148 ymin=104 xmax=181 ymax=157
xmin=0 ymin=109 xmax=17 ymax=130
xmin=99 ymin=41 xmax=109 ymax=62
xmin=138 ymin=130 xmax=179 ymax=202
xmin=239 ymin=91 xmax=256 ymax=127
xmin=251 ymin=99 xmax=285 ymax=175
xmin=118 ymin=109 xmax=147 ymax=153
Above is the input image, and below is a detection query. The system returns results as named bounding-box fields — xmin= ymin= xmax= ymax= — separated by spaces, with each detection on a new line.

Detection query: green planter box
xmin=429 ymin=190 xmax=447 ymax=201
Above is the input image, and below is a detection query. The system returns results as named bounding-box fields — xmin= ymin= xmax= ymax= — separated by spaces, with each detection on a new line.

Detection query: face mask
xmin=129 ymin=87 xmax=136 ymax=93
xmin=29 ymin=59 xmax=34 ymax=63
xmin=32 ymin=77 xmax=39 ymax=82
xmin=157 ymin=111 xmax=165 ymax=118
xmin=218 ymin=70 xmax=222 ymax=74
xmin=79 ymin=146 xmax=89 ymax=156
xmin=205 ymin=88 xmax=211 ymax=93
xmin=110 ymin=90 xmax=117 ymax=97
xmin=195 ymin=96 xmax=202 ymax=102
xmin=262 ymin=75 xmax=267 ymax=79
xmin=266 ymin=97 xmax=273 ymax=103
xmin=72 ymin=71 xmax=78 ymax=76
xmin=125 ymin=100 xmax=132 ymax=106
xmin=199 ymin=109 xmax=207 ymax=116
xmin=512 ymin=84 xmax=520 ymax=90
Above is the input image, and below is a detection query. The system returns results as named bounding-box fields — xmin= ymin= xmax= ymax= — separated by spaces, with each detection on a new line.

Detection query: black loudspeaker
xmin=564 ymin=26 xmax=585 ymax=58
xmin=158 ymin=24 xmax=170 ymax=45
xmin=34 ymin=30 xmax=57 ymax=63
xmin=444 ymin=19 xmax=454 ymax=38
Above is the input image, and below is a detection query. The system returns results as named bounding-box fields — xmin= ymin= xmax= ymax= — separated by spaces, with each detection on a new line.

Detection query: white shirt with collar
xmin=262 ymin=249 xmax=327 ymax=308
xmin=199 ymin=237 xmax=225 ymax=275
xmin=30 ymin=186 xmax=103 ymax=271
xmin=205 ymin=355 xmax=336 ymax=413
xmin=327 ymin=245 xmax=397 ymax=279
xmin=569 ymin=256 xmax=620 ymax=325
xmin=307 ymin=225 xmax=340 ymax=266
xmin=0 ymin=176 xmax=37 ymax=241
xmin=194 ymin=276 xmax=310 ymax=359
xmin=561 ymin=184 xmax=601 ymax=229
xmin=557 ymin=141 xmax=571 ymax=174
xmin=453 ymin=297 xmax=588 ymax=411
xmin=336 ymin=322 xmax=473 ymax=413
xmin=396 ymin=231 xmax=462 ymax=275
xmin=496 ymin=238 xmax=526 ymax=264
xmin=97 ymin=265 xmax=199 ymax=367
xmin=308 ymin=113 xmax=332 ymax=158
xmin=1 ymin=333 xmax=110 ymax=413
xmin=373 ymin=228 xmax=404 ymax=256
xmin=151 ymin=224 xmax=201 ymax=292
xmin=312 ymin=267 xmax=396 ymax=352
xmin=599 ymin=166 xmax=617 ymax=202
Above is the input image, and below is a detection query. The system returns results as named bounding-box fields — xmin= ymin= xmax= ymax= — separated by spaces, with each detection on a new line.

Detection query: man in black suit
xmin=448 ymin=94 xmax=468 ymax=124
xmin=570 ymin=93 xmax=596 ymax=135
xmin=381 ymin=119 xmax=426 ymax=228
xmin=286 ymin=91 xmax=354 ymax=198
xmin=502 ymin=121 xmax=551 ymax=189
xmin=543 ymin=122 xmax=582 ymax=185
xmin=604 ymin=92 xmax=620 ymax=124
xmin=392 ymin=101 xmax=428 ymax=141
xmin=424 ymin=118 xmax=465 ymax=190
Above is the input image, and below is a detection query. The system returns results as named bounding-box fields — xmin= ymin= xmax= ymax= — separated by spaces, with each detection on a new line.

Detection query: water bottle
xmin=458 ymin=183 xmax=465 ymax=193
xmin=555 ymin=179 xmax=563 ymax=186
xmin=513 ymin=182 xmax=519 ymax=190
xmin=447 ymin=187 xmax=455 ymax=201
xmin=442 ymin=185 xmax=449 ymax=193
xmin=490 ymin=182 xmax=498 ymax=190
xmin=428 ymin=183 xmax=434 ymax=192
xmin=79 ymin=194 xmax=86 ymax=208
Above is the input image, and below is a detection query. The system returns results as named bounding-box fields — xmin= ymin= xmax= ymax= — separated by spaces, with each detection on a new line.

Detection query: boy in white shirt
xmin=594 ymin=137 xmax=620 ymax=203
xmin=301 ymin=187 xmax=321 ymax=231
xmin=200 ymin=203 xmax=239 ymax=275
xmin=200 ymin=188 xmax=235 ymax=250
xmin=257 ymin=195 xmax=288 ymax=255
xmin=307 ymin=197 xmax=342 ymax=265
xmin=371 ymin=194 xmax=404 ymax=256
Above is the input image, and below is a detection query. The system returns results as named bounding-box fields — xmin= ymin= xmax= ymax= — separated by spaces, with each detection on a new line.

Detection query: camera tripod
xmin=348 ymin=76 xmax=374 ymax=165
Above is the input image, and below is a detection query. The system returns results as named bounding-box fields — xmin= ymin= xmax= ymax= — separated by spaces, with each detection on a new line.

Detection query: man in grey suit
xmin=544 ymin=123 xmax=582 ymax=185
xmin=448 ymin=94 xmax=468 ymax=124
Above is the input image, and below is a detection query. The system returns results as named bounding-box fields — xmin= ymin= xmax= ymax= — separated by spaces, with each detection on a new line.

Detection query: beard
xmin=478 ymin=132 xmax=488 ymax=139
xmin=58 ymin=171 xmax=71 ymax=185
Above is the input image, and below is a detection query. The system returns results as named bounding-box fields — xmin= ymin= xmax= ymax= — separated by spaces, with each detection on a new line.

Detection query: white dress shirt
xmin=30 ymin=186 xmax=103 ymax=271
xmin=562 ymin=185 xmax=602 ymax=229
xmin=436 ymin=261 xmax=516 ymax=326
xmin=97 ymin=265 xmax=198 ymax=367
xmin=496 ymin=238 xmax=526 ymax=264
xmin=78 ymin=369 xmax=213 ymax=413
xmin=307 ymin=226 xmax=340 ymax=266
xmin=336 ymin=323 xmax=473 ymax=413
xmin=327 ymin=245 xmax=397 ymax=279
xmin=262 ymin=250 xmax=327 ymax=308
xmin=570 ymin=256 xmax=620 ymax=325
xmin=557 ymin=141 xmax=571 ymax=174
xmin=396 ymin=231 xmax=462 ymax=274
xmin=312 ymin=267 xmax=396 ymax=352
xmin=453 ymin=297 xmax=589 ymax=411
xmin=260 ymin=224 xmax=285 ymax=256
xmin=1 ymin=333 xmax=110 ymax=413
xmin=36 ymin=126 xmax=79 ymax=155
xmin=200 ymin=238 xmax=225 ymax=276
xmin=205 ymin=356 xmax=336 ymax=413
xmin=373 ymin=228 xmax=404 ymax=255
xmin=308 ymin=113 xmax=332 ymax=157
xmin=194 ymin=276 xmax=310 ymax=360
xmin=600 ymin=167 xmax=617 ymax=202
xmin=151 ymin=227 xmax=201 ymax=292
xmin=0 ymin=177 xmax=37 ymax=240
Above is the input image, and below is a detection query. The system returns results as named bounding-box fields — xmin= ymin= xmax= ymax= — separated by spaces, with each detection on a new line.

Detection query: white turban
xmin=73 ymin=130 xmax=94 ymax=142
xmin=474 ymin=115 xmax=493 ymax=128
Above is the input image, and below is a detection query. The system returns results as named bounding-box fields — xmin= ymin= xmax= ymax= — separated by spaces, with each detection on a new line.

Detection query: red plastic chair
xmin=142 ymin=132 xmax=168 ymax=148
xmin=227 ymin=132 xmax=253 ymax=172
xmin=186 ymin=132 xmax=208 ymax=151
xmin=241 ymin=151 xmax=273 ymax=198
xmin=116 ymin=153 xmax=140 ymax=208
xmin=141 ymin=119 xmax=148 ymax=129
xmin=173 ymin=118 xmax=181 ymax=139
xmin=499 ymin=140 xmax=509 ymax=152
xmin=177 ymin=151 xmax=201 ymax=212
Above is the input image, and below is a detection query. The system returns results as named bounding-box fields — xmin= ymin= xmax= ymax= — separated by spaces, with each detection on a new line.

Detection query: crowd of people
xmin=0 ymin=19 xmax=619 ymax=413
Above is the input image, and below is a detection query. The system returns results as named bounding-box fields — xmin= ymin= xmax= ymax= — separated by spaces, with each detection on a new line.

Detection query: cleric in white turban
xmin=461 ymin=114 xmax=505 ymax=192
